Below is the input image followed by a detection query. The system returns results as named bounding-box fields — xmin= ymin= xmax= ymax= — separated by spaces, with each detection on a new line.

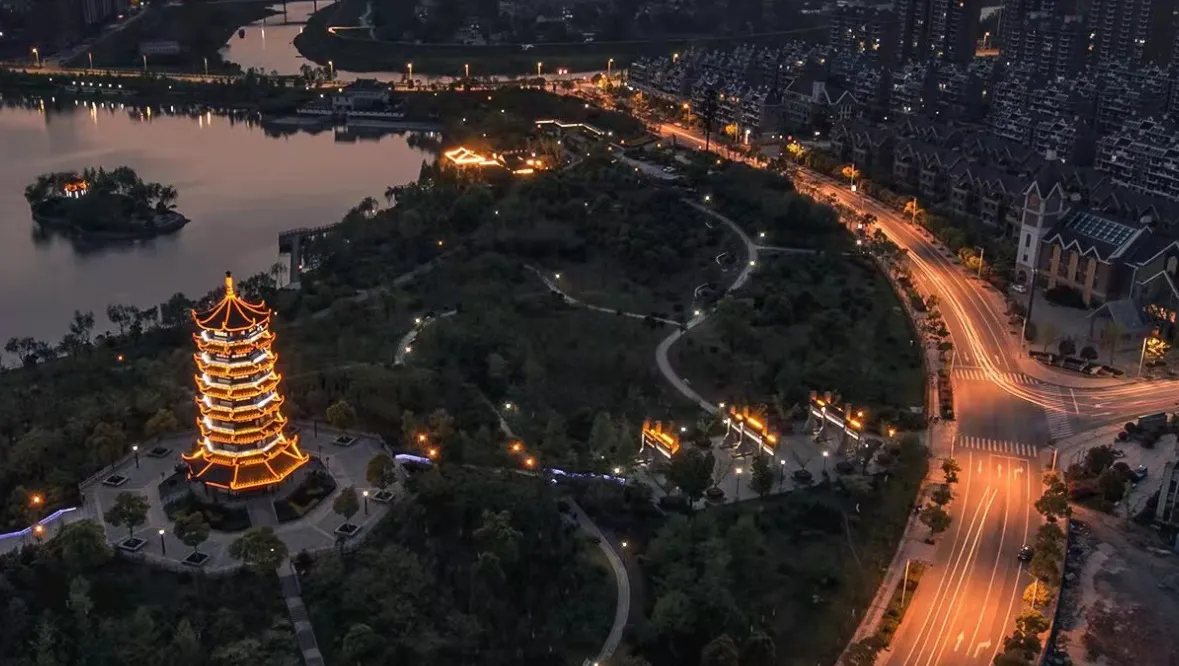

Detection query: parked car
xmin=1018 ymin=545 xmax=1034 ymax=562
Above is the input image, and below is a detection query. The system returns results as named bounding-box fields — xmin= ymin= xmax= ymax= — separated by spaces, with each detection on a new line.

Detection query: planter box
xmin=103 ymin=474 xmax=129 ymax=487
xmin=117 ymin=537 xmax=147 ymax=552
xmin=371 ymin=489 xmax=395 ymax=503
xmin=333 ymin=435 xmax=357 ymax=447
xmin=147 ymin=446 xmax=171 ymax=458
xmin=334 ymin=522 xmax=361 ymax=537
xmin=183 ymin=552 xmax=210 ymax=567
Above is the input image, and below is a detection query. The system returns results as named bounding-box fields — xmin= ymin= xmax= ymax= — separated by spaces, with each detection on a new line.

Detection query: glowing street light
xmin=758 ymin=231 xmax=766 ymax=238
xmin=158 ymin=528 xmax=167 ymax=555
xmin=31 ymin=47 xmax=40 ymax=67
xmin=132 ymin=444 xmax=140 ymax=468
xmin=417 ymin=433 xmax=427 ymax=443
xmin=30 ymin=494 xmax=43 ymax=506
xmin=554 ymin=272 xmax=561 ymax=280
xmin=537 ymin=61 xmax=542 ymax=76
xmin=613 ymin=467 xmax=622 ymax=474
xmin=427 ymin=447 xmax=439 ymax=459
xmin=362 ymin=489 xmax=369 ymax=515
xmin=407 ymin=62 xmax=413 ymax=79
xmin=822 ymin=450 xmax=830 ymax=473
xmin=464 ymin=63 xmax=469 ymax=78
xmin=607 ymin=58 xmax=614 ymax=78
xmin=524 ymin=456 xmax=536 ymax=468
xmin=328 ymin=60 xmax=334 ymax=79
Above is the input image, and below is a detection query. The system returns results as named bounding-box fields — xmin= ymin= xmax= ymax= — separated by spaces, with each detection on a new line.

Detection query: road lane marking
xmin=902 ymin=486 xmax=998 ymax=666
xmin=992 ymin=458 xmax=1034 ymax=660
xmin=961 ymin=459 xmax=1014 ymax=664
xmin=916 ymin=487 xmax=1000 ymax=666
xmin=954 ymin=631 xmax=964 ymax=652
xmin=1070 ymin=388 xmax=1080 ymax=414
xmin=974 ymin=640 xmax=992 ymax=657
xmin=899 ymin=471 xmax=985 ymax=666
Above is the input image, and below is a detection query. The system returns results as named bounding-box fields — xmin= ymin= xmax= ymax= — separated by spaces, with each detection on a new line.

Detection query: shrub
xmin=1080 ymin=345 xmax=1099 ymax=361
xmin=1045 ymin=285 xmax=1087 ymax=309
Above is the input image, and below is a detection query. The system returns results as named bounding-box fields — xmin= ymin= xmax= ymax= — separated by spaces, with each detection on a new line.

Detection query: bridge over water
xmin=278 ymin=223 xmax=339 ymax=284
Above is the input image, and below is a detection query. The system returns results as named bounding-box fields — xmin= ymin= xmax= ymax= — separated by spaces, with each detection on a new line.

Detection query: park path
xmin=279 ymin=561 xmax=326 ymax=666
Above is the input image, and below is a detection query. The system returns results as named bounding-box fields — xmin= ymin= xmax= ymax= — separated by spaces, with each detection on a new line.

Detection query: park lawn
xmin=670 ymin=251 xmax=925 ymax=414
xmin=70 ymin=2 xmax=276 ymax=71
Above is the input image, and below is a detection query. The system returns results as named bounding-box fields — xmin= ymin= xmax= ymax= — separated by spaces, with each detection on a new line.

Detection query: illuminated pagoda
xmin=182 ymin=272 xmax=308 ymax=493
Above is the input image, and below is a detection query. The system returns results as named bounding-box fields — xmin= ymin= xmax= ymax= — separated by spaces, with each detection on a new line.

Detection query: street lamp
xmin=328 ymin=60 xmax=334 ymax=79
xmin=203 ymin=56 xmax=209 ymax=77
xmin=158 ymin=528 xmax=167 ymax=555
xmin=974 ymin=245 xmax=985 ymax=279
xmin=464 ymin=63 xmax=470 ymax=78
xmin=88 ymin=52 xmax=94 ymax=71
xmin=780 ymin=459 xmax=787 ymax=488
xmin=607 ymin=58 xmax=614 ymax=78
xmin=132 ymin=444 xmax=140 ymax=468
xmin=407 ymin=62 xmax=413 ymax=80
xmin=362 ymin=490 xmax=369 ymax=515
xmin=822 ymin=450 xmax=829 ymax=473
xmin=31 ymin=47 xmax=39 ymax=67
xmin=537 ymin=62 xmax=542 ymax=77
xmin=735 ymin=466 xmax=743 ymax=502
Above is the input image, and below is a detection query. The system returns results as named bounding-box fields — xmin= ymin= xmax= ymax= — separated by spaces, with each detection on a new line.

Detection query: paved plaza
xmin=70 ymin=421 xmax=397 ymax=571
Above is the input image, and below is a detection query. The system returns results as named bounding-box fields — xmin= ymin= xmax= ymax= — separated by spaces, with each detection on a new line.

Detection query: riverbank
xmin=31 ymin=205 xmax=190 ymax=242
xmin=65 ymin=1 xmax=279 ymax=74
xmin=291 ymin=0 xmax=828 ymax=75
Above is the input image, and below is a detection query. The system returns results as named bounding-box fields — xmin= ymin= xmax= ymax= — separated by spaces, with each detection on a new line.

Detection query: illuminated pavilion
xmin=182 ymin=272 xmax=308 ymax=493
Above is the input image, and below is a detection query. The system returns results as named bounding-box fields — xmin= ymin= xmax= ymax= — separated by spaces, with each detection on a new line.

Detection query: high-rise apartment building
xmin=897 ymin=0 xmax=983 ymax=63
xmin=829 ymin=5 xmax=900 ymax=66
xmin=1088 ymin=0 xmax=1175 ymax=66
xmin=1001 ymin=11 xmax=1086 ymax=78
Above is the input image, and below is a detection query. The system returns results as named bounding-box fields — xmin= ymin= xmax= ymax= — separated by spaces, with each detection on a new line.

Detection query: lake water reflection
xmin=0 ymin=99 xmax=434 ymax=343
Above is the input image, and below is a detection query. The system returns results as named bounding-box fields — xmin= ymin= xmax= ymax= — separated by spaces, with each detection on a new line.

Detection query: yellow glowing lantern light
xmin=511 ymin=441 xmax=523 ymax=453
xmin=418 ymin=433 xmax=427 ymax=443
xmin=524 ymin=456 xmax=536 ymax=468
xmin=427 ymin=447 xmax=439 ymax=459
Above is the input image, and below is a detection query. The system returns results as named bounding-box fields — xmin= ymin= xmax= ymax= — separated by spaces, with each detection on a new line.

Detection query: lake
xmin=0 ymin=98 xmax=434 ymax=344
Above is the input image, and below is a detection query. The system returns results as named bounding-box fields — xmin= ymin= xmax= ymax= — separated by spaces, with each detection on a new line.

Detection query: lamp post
xmin=407 ymin=62 xmax=413 ymax=80
xmin=537 ymin=61 xmax=542 ymax=77
xmin=607 ymin=58 xmax=614 ymax=78
xmin=779 ymin=459 xmax=787 ymax=488
xmin=327 ymin=60 xmax=334 ymax=80
xmin=1138 ymin=335 xmax=1153 ymax=378
xmin=158 ymin=528 xmax=167 ymax=556
xmin=31 ymin=47 xmax=40 ymax=67
xmin=362 ymin=490 xmax=369 ymax=515
xmin=203 ymin=56 xmax=209 ymax=77
xmin=132 ymin=444 xmax=140 ymax=468
xmin=735 ymin=466 xmax=743 ymax=502
xmin=974 ymin=245 xmax=985 ymax=279
xmin=464 ymin=63 xmax=469 ymax=78
xmin=822 ymin=450 xmax=829 ymax=473
xmin=88 ymin=52 xmax=94 ymax=71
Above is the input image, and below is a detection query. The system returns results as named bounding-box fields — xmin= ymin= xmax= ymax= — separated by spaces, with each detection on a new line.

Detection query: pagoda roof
xmin=193 ymin=272 xmax=269 ymax=332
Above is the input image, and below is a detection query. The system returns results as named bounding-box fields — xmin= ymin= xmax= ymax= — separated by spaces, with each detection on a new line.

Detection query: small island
xmin=24 ymin=167 xmax=190 ymax=241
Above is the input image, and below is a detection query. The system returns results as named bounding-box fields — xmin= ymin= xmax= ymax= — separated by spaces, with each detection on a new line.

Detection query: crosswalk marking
xmin=952 ymin=368 xmax=1040 ymax=385
xmin=955 ymin=435 xmax=1037 ymax=457
xmin=1045 ymin=409 xmax=1073 ymax=441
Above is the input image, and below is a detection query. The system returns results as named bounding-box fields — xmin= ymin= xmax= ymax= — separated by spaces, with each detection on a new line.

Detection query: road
xmin=645 ymin=117 xmax=1179 ymax=663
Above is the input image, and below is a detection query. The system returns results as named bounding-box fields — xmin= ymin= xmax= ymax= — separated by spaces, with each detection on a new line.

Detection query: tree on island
xmin=103 ymin=492 xmax=150 ymax=540
xmin=229 ymin=526 xmax=289 ymax=573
